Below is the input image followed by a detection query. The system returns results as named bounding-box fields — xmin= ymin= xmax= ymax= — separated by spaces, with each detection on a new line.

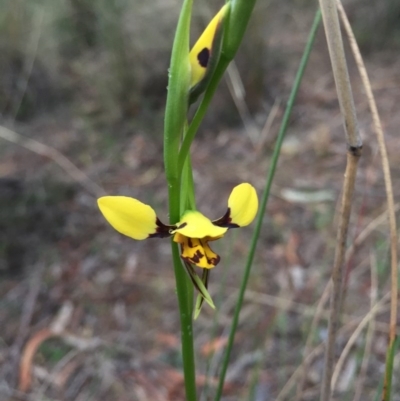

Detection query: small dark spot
xmin=187 ymin=238 xmax=193 ymax=248
xmin=177 ymin=222 xmax=187 ymax=229
xmin=191 ymin=250 xmax=204 ymax=264
xmin=198 ymin=48 xmax=210 ymax=68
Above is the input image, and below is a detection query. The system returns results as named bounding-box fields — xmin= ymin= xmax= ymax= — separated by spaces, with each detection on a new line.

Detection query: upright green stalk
xmin=213 ymin=9 xmax=322 ymax=400
xmin=164 ymin=1 xmax=196 ymax=399
xmin=382 ymin=336 xmax=400 ymax=401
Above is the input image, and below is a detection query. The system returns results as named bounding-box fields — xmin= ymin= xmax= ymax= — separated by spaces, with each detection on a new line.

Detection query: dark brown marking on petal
xmin=206 ymin=256 xmax=219 ymax=266
xmin=149 ymin=217 xmax=175 ymax=238
xmin=187 ymin=237 xmax=194 ymax=248
xmin=176 ymin=222 xmax=187 ymax=230
xmin=213 ymin=208 xmax=239 ymax=229
xmin=198 ymin=48 xmax=210 ymax=68
xmin=212 ymin=208 xmax=231 ymax=227
xmin=191 ymin=250 xmax=204 ymax=264
xmin=202 ymin=240 xmax=221 ymax=266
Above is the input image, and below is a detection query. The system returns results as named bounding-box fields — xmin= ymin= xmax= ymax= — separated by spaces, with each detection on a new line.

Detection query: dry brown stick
xmin=331 ymin=263 xmax=384 ymax=391
xmin=353 ymin=252 xmax=378 ymax=401
xmin=317 ymin=2 xmax=361 ymax=148
xmin=336 ymin=3 xmax=398 ymax=399
xmin=325 ymin=151 xmax=361 ymax=399
xmin=317 ymin=0 xmax=362 ymax=400
xmin=0 ymin=125 xmax=105 ymax=197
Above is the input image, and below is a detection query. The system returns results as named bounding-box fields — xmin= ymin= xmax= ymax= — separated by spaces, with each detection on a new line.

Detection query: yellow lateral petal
xmin=189 ymin=4 xmax=228 ymax=88
xmin=174 ymin=211 xmax=227 ymax=239
xmin=98 ymin=196 xmax=157 ymax=240
xmin=228 ymin=183 xmax=258 ymax=227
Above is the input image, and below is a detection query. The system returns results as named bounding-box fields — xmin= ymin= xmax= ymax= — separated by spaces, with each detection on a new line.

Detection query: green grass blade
xmin=213 ymin=9 xmax=322 ymax=401
xmin=382 ymin=335 xmax=400 ymax=401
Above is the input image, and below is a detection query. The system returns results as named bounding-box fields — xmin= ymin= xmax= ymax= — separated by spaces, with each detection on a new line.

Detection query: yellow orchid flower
xmin=189 ymin=4 xmax=228 ymax=103
xmin=98 ymin=183 xmax=257 ymax=267
xmin=97 ymin=183 xmax=258 ymax=316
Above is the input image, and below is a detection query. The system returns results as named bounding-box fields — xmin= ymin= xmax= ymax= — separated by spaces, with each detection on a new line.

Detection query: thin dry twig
xmin=0 ymin=125 xmax=105 ymax=197
xmin=226 ymin=62 xmax=259 ymax=144
xmin=352 ymin=252 xmax=378 ymax=401
xmin=245 ymin=286 xmax=397 ymax=334
xmin=317 ymin=0 xmax=362 ymax=399
xmin=323 ymin=150 xmax=361 ymax=400
xmin=277 ymin=344 xmax=326 ymax=401
xmin=294 ymin=282 xmax=332 ymax=401
xmin=336 ymin=2 xmax=398 ymax=399
xmin=256 ymin=97 xmax=281 ymax=154
xmin=331 ymin=278 xmax=386 ymax=391
xmin=35 ymin=349 xmax=80 ymax=397
xmin=276 ymin=291 xmax=390 ymax=401
xmin=345 ymin=204 xmax=400 ymax=265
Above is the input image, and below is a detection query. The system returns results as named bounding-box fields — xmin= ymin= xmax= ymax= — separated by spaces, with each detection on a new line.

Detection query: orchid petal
xmin=189 ymin=4 xmax=228 ymax=89
xmin=228 ymin=183 xmax=258 ymax=227
xmin=98 ymin=196 xmax=159 ymax=240
xmin=174 ymin=210 xmax=227 ymax=239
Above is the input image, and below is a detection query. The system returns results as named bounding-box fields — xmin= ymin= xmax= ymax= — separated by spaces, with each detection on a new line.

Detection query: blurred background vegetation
xmin=1 ymin=0 xmax=398 ymax=125
xmin=1 ymin=0 xmax=399 ymax=400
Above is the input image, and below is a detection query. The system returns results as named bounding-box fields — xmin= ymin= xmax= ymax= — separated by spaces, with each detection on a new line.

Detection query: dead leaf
xmin=18 ymin=328 xmax=56 ymax=392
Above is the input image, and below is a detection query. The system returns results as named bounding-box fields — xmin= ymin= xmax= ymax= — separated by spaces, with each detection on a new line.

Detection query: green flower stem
xmin=181 ymin=154 xmax=196 ymax=211
xmin=213 ymin=9 xmax=322 ymax=401
xmin=164 ymin=0 xmax=197 ymax=399
xmin=178 ymin=57 xmax=230 ymax=175
xmin=170 ymin=239 xmax=196 ymax=397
